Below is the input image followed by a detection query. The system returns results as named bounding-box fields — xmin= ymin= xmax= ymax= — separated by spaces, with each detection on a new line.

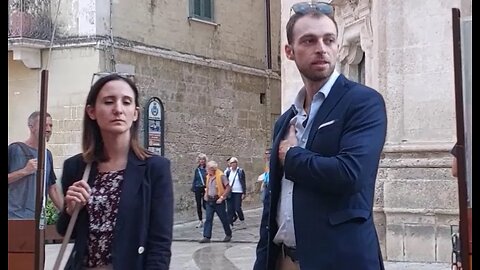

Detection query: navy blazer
xmin=254 ymin=74 xmax=387 ymax=270
xmin=57 ymin=152 xmax=173 ymax=270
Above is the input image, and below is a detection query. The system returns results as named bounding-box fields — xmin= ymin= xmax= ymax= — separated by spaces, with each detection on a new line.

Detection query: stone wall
xmin=9 ymin=44 xmax=281 ymax=223
xmin=111 ymin=48 xmax=281 ymax=221
xmin=49 ymin=0 xmax=281 ymax=71
xmin=378 ymin=144 xmax=459 ymax=262
xmin=9 ymin=0 xmax=283 ymax=223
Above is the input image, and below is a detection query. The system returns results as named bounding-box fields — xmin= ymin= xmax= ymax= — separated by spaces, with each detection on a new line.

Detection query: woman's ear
xmin=133 ymin=106 xmax=139 ymax=121
xmin=86 ymin=105 xmax=96 ymax=120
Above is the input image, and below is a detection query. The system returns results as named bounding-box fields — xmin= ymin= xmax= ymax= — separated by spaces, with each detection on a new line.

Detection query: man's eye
xmin=324 ymin=38 xmax=336 ymax=44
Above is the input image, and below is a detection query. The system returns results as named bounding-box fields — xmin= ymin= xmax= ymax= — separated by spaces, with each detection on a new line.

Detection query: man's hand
xmin=279 ymin=125 xmax=297 ymax=166
xmin=8 ymin=158 xmax=38 ymax=184
xmin=23 ymin=158 xmax=38 ymax=175
xmin=216 ymin=196 xmax=225 ymax=204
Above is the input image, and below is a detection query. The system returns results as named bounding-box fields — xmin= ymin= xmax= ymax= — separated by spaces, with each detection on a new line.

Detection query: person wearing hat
xmin=225 ymin=157 xmax=247 ymax=229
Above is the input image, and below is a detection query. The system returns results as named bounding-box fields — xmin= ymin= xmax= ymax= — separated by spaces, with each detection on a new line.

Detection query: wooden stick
xmin=53 ymin=164 xmax=91 ymax=270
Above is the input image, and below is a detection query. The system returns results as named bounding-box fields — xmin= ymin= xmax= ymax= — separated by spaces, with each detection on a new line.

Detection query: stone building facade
xmin=8 ymin=0 xmax=281 ymax=221
xmin=8 ymin=0 xmax=472 ymax=264
xmin=280 ymin=0 xmax=472 ymax=264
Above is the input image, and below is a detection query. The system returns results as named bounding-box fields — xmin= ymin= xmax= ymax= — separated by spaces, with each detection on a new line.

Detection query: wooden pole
xmin=34 ymin=70 xmax=49 ymax=270
xmin=451 ymin=8 xmax=470 ymax=270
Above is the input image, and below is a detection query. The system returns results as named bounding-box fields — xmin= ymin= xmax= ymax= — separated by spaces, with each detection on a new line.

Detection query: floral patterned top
xmin=85 ymin=169 xmax=125 ymax=267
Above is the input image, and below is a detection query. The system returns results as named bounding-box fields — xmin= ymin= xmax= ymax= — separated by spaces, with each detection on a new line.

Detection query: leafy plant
xmin=45 ymin=199 xmax=59 ymax=225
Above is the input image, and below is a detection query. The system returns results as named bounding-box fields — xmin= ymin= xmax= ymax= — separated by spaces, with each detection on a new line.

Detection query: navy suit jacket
xmin=254 ymin=74 xmax=387 ymax=270
xmin=57 ymin=152 xmax=173 ymax=270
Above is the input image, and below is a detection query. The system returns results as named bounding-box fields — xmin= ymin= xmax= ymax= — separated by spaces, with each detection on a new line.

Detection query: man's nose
xmin=315 ymin=40 xmax=327 ymax=53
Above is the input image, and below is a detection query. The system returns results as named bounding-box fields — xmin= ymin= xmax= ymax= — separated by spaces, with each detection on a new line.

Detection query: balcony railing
xmin=8 ymin=0 xmax=52 ymax=40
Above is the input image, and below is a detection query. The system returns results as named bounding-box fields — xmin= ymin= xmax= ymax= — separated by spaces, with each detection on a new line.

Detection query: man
xmin=8 ymin=111 xmax=64 ymax=219
xmin=199 ymin=160 xmax=233 ymax=243
xmin=254 ymin=2 xmax=387 ymax=270
xmin=191 ymin=153 xmax=207 ymax=228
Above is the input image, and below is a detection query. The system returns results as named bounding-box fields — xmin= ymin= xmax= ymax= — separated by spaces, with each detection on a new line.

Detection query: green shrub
xmin=45 ymin=199 xmax=59 ymax=225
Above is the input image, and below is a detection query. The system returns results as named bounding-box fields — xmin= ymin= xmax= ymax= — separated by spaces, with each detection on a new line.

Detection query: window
xmin=190 ymin=0 xmax=214 ymax=21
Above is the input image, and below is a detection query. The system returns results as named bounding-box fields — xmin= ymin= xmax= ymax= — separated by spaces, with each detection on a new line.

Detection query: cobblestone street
xmin=44 ymin=208 xmax=450 ymax=270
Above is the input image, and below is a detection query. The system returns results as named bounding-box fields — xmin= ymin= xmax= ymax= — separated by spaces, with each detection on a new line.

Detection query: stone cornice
xmin=8 ymin=35 xmax=281 ymax=80
xmin=379 ymin=207 xmax=459 ymax=216
xmin=383 ymin=142 xmax=454 ymax=153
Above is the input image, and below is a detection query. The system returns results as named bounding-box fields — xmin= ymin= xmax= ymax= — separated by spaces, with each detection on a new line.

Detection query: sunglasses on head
xmin=290 ymin=1 xmax=334 ymax=16
xmin=90 ymin=72 xmax=136 ymax=85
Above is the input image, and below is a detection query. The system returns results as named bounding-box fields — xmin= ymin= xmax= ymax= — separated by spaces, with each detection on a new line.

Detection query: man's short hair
xmin=207 ymin=160 xmax=218 ymax=170
xmin=286 ymin=11 xmax=338 ymax=45
xmin=28 ymin=111 xmax=51 ymax=127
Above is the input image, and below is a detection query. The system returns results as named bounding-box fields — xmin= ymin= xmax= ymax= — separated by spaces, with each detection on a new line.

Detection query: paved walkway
xmin=44 ymin=207 xmax=450 ymax=270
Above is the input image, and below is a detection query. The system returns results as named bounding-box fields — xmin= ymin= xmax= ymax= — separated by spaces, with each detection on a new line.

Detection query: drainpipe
xmin=265 ymin=0 xmax=272 ymax=69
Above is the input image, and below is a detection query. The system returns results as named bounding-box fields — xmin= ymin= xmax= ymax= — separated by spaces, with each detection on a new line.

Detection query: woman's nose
xmin=113 ymin=102 xmax=123 ymax=114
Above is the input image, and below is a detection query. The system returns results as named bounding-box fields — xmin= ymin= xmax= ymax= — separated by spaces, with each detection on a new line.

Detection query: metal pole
xmin=34 ymin=69 xmax=49 ymax=270
xmin=451 ymin=8 xmax=470 ymax=270
xmin=265 ymin=0 xmax=272 ymax=69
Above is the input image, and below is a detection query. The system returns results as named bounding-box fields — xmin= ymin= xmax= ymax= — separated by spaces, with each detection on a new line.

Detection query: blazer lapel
xmin=306 ymin=74 xmax=350 ymax=149
xmin=115 ymin=152 xmax=146 ymax=230
xmin=270 ymin=106 xmax=296 ymax=212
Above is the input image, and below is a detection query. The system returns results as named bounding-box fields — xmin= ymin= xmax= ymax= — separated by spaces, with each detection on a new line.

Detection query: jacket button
xmin=138 ymin=246 xmax=145 ymax=254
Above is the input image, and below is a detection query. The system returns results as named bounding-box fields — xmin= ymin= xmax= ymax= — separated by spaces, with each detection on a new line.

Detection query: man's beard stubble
xmin=299 ymin=64 xmax=335 ymax=83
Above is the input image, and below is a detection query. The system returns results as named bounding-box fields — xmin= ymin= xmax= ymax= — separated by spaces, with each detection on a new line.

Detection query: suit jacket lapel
xmin=306 ymin=74 xmax=350 ymax=149
xmin=116 ymin=152 xmax=146 ymax=230
xmin=270 ymin=106 xmax=296 ymax=214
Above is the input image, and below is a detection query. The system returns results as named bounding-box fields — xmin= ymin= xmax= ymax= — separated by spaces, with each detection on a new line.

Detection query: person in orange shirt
xmin=199 ymin=160 xmax=232 ymax=243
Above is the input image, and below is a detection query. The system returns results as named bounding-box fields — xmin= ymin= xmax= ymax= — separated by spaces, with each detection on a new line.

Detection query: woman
xmin=57 ymin=74 xmax=173 ymax=269
xmin=190 ymin=153 xmax=207 ymax=228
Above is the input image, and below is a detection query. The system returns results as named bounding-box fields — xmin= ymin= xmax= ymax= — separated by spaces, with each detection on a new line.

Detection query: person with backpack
xmin=8 ymin=111 xmax=63 ymax=219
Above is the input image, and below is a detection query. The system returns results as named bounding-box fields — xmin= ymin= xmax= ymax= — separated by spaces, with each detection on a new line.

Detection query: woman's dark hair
xmin=82 ymin=73 xmax=151 ymax=162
